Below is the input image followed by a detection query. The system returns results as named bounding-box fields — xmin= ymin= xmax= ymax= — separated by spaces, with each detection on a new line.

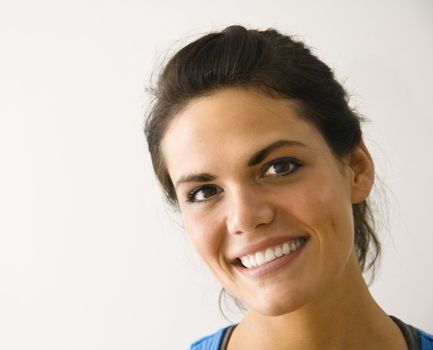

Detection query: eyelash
xmin=185 ymin=157 xmax=303 ymax=204
xmin=186 ymin=185 xmax=220 ymax=203
xmin=262 ymin=157 xmax=302 ymax=177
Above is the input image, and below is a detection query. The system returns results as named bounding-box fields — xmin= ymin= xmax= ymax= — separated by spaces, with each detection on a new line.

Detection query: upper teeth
xmin=239 ymin=238 xmax=305 ymax=269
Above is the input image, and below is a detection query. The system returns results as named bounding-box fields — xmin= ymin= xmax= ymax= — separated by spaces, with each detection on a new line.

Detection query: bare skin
xmin=228 ymin=252 xmax=407 ymax=350
xmin=162 ymin=87 xmax=408 ymax=350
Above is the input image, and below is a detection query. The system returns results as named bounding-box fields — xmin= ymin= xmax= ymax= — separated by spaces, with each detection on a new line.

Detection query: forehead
xmin=161 ymin=88 xmax=326 ymax=178
xmin=166 ymin=88 xmax=307 ymax=137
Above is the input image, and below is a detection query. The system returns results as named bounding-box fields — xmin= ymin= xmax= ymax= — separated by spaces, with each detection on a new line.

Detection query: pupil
xmin=203 ymin=187 xmax=216 ymax=198
xmin=275 ymin=161 xmax=291 ymax=173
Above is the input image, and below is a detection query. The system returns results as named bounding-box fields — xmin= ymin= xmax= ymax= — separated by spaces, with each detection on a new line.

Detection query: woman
xmin=145 ymin=26 xmax=433 ymax=350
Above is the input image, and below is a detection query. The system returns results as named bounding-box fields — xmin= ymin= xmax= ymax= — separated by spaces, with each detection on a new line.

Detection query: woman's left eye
xmin=263 ymin=157 xmax=302 ymax=177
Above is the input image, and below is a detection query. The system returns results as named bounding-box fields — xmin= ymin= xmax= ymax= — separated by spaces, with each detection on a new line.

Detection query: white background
xmin=0 ymin=0 xmax=432 ymax=349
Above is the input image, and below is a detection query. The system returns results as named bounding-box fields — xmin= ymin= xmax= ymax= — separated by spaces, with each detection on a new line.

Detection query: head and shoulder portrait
xmin=145 ymin=25 xmax=433 ymax=350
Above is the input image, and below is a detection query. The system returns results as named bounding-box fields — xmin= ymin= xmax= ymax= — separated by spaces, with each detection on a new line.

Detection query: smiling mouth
xmin=234 ymin=237 xmax=309 ymax=269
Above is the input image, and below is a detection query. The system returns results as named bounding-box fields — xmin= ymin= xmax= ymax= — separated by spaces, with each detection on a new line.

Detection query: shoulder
xmin=190 ymin=325 xmax=234 ymax=350
xmin=391 ymin=315 xmax=433 ymax=350
xmin=419 ymin=328 xmax=433 ymax=350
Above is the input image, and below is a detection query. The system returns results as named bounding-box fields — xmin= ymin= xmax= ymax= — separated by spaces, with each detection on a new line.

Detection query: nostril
xmin=226 ymin=193 xmax=276 ymax=235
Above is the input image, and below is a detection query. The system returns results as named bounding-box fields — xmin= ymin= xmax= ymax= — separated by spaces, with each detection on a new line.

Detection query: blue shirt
xmin=420 ymin=329 xmax=433 ymax=350
xmin=190 ymin=326 xmax=232 ymax=350
xmin=190 ymin=318 xmax=433 ymax=350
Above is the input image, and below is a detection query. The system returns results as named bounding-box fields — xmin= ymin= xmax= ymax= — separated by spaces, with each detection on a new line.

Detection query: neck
xmin=229 ymin=252 xmax=406 ymax=350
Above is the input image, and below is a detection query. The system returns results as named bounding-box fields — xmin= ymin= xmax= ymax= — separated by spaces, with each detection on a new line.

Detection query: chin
xmin=245 ymin=288 xmax=314 ymax=317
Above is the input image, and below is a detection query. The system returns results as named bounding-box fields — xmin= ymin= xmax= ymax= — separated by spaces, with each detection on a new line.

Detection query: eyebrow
xmin=247 ymin=139 xmax=308 ymax=166
xmin=175 ymin=173 xmax=216 ymax=189
xmin=174 ymin=139 xmax=307 ymax=189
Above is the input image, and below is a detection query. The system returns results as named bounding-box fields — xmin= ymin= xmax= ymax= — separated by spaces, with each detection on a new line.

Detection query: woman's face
xmin=161 ymin=87 xmax=371 ymax=316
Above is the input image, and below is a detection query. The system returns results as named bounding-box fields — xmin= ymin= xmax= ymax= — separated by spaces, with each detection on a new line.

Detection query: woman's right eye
xmin=186 ymin=185 xmax=220 ymax=203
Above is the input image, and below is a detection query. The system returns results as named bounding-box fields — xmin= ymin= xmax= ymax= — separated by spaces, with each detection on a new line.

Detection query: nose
xmin=226 ymin=186 xmax=276 ymax=235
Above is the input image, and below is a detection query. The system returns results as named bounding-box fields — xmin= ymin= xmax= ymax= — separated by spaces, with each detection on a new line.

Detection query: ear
xmin=348 ymin=140 xmax=375 ymax=204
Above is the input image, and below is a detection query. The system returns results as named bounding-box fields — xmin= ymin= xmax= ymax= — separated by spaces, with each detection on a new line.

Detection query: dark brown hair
xmin=145 ymin=25 xmax=380 ymax=274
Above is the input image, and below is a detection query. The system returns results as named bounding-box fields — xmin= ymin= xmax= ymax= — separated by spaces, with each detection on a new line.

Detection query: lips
xmin=230 ymin=235 xmax=310 ymax=268
xmin=239 ymin=237 xmax=307 ymax=269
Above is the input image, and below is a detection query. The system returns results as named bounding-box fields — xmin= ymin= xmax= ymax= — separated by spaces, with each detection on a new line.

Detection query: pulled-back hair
xmin=145 ymin=25 xmax=380 ymax=274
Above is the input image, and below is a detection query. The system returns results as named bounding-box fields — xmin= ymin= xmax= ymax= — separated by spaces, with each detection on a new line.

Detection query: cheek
xmin=182 ymin=210 xmax=225 ymax=267
xmin=286 ymin=173 xmax=354 ymax=250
